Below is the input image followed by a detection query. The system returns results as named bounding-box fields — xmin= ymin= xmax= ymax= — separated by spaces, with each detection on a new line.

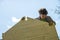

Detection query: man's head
xmin=39 ymin=8 xmax=48 ymax=19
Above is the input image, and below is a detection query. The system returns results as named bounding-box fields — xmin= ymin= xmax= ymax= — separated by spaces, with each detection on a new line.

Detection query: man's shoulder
xmin=46 ymin=16 xmax=52 ymax=20
xmin=46 ymin=16 xmax=51 ymax=18
xmin=46 ymin=16 xmax=53 ymax=20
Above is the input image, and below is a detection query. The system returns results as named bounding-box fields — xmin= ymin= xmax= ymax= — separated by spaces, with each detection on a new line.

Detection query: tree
xmin=55 ymin=0 xmax=60 ymax=14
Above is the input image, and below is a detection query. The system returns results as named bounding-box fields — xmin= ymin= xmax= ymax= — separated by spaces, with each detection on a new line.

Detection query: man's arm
xmin=46 ymin=16 xmax=56 ymax=25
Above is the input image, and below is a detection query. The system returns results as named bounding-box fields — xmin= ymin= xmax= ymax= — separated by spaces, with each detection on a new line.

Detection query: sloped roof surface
xmin=3 ymin=17 xmax=59 ymax=40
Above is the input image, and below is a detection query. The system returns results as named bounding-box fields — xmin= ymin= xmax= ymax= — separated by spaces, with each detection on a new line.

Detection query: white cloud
xmin=5 ymin=17 xmax=21 ymax=31
xmin=7 ymin=17 xmax=21 ymax=29
xmin=12 ymin=17 xmax=21 ymax=23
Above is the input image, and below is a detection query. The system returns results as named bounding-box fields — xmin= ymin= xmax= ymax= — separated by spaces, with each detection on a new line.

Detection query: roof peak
xmin=21 ymin=16 xmax=28 ymax=21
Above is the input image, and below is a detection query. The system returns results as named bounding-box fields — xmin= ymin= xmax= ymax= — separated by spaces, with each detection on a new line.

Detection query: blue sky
xmin=0 ymin=0 xmax=60 ymax=39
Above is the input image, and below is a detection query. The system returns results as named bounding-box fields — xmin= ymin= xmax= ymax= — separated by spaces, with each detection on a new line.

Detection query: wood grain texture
xmin=2 ymin=17 xmax=59 ymax=40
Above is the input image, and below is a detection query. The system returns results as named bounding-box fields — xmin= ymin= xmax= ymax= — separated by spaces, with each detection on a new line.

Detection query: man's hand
xmin=49 ymin=22 xmax=54 ymax=26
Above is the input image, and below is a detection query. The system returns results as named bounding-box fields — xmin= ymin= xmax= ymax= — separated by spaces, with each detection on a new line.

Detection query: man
xmin=36 ymin=8 xmax=56 ymax=26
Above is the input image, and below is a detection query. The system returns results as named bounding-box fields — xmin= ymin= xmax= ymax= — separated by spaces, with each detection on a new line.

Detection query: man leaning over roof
xmin=36 ymin=8 xmax=56 ymax=26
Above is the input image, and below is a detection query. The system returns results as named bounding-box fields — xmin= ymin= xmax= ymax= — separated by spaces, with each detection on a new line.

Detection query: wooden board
xmin=3 ymin=17 xmax=59 ymax=40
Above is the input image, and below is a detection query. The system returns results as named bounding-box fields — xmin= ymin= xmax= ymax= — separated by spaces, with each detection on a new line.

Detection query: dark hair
xmin=39 ymin=8 xmax=48 ymax=15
